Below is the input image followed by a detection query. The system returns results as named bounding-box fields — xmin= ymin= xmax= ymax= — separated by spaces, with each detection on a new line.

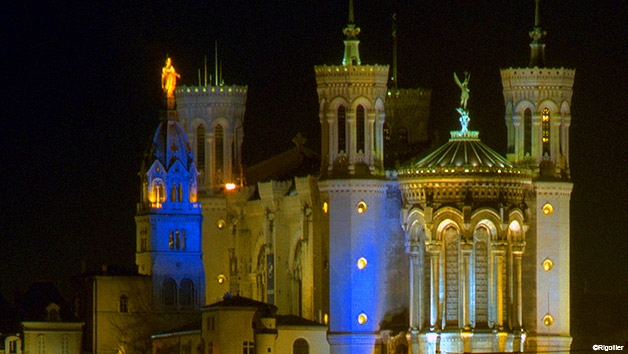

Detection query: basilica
xmin=1 ymin=1 xmax=574 ymax=354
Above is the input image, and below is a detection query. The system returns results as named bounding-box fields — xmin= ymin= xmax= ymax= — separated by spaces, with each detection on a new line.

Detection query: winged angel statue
xmin=454 ymin=71 xmax=470 ymax=110
xmin=454 ymin=72 xmax=471 ymax=132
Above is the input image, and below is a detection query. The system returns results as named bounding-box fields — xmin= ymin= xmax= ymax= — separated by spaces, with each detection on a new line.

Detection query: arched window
xmin=46 ymin=303 xmax=60 ymax=321
xmin=293 ymin=338 xmax=309 ymax=354
xmin=37 ymin=335 xmax=45 ymax=354
xmin=7 ymin=337 xmax=19 ymax=354
xmin=48 ymin=308 xmax=59 ymax=321
xmin=337 ymin=106 xmax=346 ymax=153
xmin=119 ymin=295 xmax=129 ymax=313
xmin=215 ymin=124 xmax=224 ymax=179
xmin=542 ymin=107 xmax=550 ymax=156
xmin=444 ymin=227 xmax=459 ymax=326
xmin=179 ymin=279 xmax=195 ymax=309
xmin=474 ymin=227 xmax=489 ymax=327
xmin=151 ymin=180 xmax=165 ymax=207
xmin=162 ymin=278 xmax=177 ymax=308
xmin=196 ymin=125 xmax=206 ymax=172
xmin=356 ymin=105 xmax=365 ymax=153
xmin=61 ymin=336 xmax=69 ymax=354
xmin=523 ymin=108 xmax=532 ymax=157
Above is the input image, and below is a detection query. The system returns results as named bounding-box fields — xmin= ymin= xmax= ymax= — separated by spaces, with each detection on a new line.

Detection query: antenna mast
xmin=391 ymin=12 xmax=398 ymax=91
xmin=214 ymin=41 xmax=219 ymax=86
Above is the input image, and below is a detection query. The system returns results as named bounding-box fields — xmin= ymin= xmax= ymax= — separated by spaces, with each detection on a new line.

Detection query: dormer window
xmin=46 ymin=303 xmax=61 ymax=321
xmin=7 ymin=337 xmax=20 ymax=354
xmin=149 ymin=179 xmax=166 ymax=208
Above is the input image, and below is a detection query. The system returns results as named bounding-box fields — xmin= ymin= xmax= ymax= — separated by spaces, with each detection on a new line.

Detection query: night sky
xmin=3 ymin=0 xmax=627 ymax=346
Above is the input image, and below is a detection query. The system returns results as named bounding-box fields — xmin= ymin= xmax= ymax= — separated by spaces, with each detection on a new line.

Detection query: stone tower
xmin=500 ymin=1 xmax=574 ymax=351
xmin=174 ymin=56 xmax=247 ymax=305
xmin=316 ymin=2 xmax=406 ymax=353
xmin=315 ymin=0 xmax=388 ymax=178
xmin=176 ymin=82 xmax=247 ymax=194
xmin=136 ymin=58 xmax=205 ymax=318
xmin=501 ymin=0 xmax=574 ymax=179
xmin=384 ymin=11 xmax=432 ymax=169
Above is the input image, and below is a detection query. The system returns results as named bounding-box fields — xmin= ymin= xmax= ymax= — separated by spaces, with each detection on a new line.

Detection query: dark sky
xmin=2 ymin=0 xmax=627 ymax=345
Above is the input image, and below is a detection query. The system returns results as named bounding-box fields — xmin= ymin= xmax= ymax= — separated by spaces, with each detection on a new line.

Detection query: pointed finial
xmin=390 ymin=12 xmax=398 ymax=90
xmin=342 ymin=0 xmax=361 ymax=65
xmin=348 ymin=0 xmax=355 ymax=24
xmin=529 ymin=0 xmax=547 ymax=67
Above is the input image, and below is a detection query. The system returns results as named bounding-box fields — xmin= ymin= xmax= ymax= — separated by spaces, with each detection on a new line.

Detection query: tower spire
xmin=529 ymin=0 xmax=547 ymax=67
xmin=348 ymin=0 xmax=355 ymax=24
xmin=390 ymin=12 xmax=398 ymax=90
xmin=342 ymin=0 xmax=361 ymax=65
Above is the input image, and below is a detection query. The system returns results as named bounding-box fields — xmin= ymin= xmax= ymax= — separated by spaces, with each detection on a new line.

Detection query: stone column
xmin=367 ymin=111 xmax=376 ymax=169
xmin=427 ymin=243 xmax=441 ymax=330
xmin=512 ymin=244 xmax=524 ymax=329
xmin=408 ymin=250 xmax=421 ymax=330
xmin=326 ymin=112 xmax=335 ymax=170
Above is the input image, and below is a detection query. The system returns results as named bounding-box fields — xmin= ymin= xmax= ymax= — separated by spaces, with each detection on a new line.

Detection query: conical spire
xmin=348 ymin=0 xmax=355 ymax=24
xmin=529 ymin=0 xmax=547 ymax=67
xmin=390 ymin=12 xmax=398 ymax=90
xmin=342 ymin=0 xmax=361 ymax=65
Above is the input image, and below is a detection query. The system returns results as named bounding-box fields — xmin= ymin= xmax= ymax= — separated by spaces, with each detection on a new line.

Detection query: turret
xmin=501 ymin=0 xmax=574 ymax=179
xmin=136 ymin=58 xmax=205 ymax=313
xmin=315 ymin=1 xmax=389 ymax=178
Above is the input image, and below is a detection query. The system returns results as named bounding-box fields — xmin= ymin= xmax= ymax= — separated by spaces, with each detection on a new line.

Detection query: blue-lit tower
xmin=316 ymin=2 xmax=406 ymax=352
xmin=136 ymin=58 xmax=206 ymax=319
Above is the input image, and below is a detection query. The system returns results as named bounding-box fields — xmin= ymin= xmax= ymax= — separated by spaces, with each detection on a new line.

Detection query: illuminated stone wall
xmin=201 ymin=176 xmax=329 ymax=323
xmin=177 ymin=85 xmax=247 ymax=193
xmin=501 ymin=67 xmax=574 ymax=178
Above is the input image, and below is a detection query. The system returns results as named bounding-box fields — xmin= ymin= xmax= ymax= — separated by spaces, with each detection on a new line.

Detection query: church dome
xmin=398 ymin=130 xmax=531 ymax=206
xmin=399 ymin=131 xmax=523 ymax=177
xmin=146 ymin=118 xmax=195 ymax=172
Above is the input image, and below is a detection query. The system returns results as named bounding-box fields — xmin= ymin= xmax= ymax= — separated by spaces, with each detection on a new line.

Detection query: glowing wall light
xmin=542 ymin=313 xmax=554 ymax=326
xmin=357 ymin=313 xmax=368 ymax=325
xmin=542 ymin=258 xmax=553 ymax=271
xmin=542 ymin=203 xmax=554 ymax=215
xmin=225 ymin=183 xmax=237 ymax=191
xmin=216 ymin=219 xmax=226 ymax=229
xmin=357 ymin=257 xmax=367 ymax=270
xmin=217 ymin=274 xmax=226 ymax=284
xmin=356 ymin=201 xmax=368 ymax=214
xmin=322 ymin=202 xmax=328 ymax=213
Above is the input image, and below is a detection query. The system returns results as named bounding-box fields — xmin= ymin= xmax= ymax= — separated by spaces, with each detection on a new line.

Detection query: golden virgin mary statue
xmin=161 ymin=57 xmax=180 ymax=98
